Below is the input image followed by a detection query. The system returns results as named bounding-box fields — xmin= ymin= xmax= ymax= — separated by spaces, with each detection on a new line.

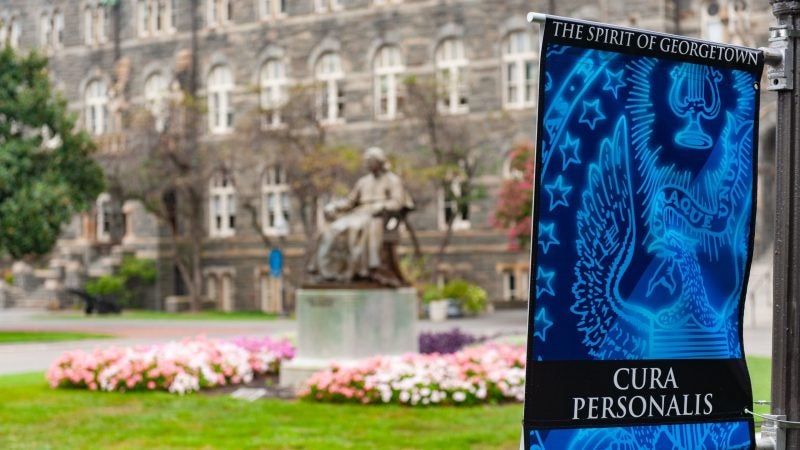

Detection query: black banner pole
xmin=770 ymin=1 xmax=800 ymax=449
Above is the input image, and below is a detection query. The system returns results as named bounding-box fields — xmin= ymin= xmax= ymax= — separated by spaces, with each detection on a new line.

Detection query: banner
xmin=524 ymin=16 xmax=764 ymax=449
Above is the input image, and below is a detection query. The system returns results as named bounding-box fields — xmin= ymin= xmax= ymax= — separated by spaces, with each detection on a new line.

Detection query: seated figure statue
xmin=307 ymin=147 xmax=414 ymax=286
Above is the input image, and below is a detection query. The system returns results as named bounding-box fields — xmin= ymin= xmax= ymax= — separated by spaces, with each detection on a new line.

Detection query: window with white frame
xmin=374 ymin=45 xmax=404 ymax=120
xmin=315 ymin=0 xmax=340 ymax=13
xmin=96 ymin=193 xmax=112 ymax=243
xmin=84 ymin=4 xmax=108 ymax=45
xmin=258 ymin=0 xmax=287 ymax=19
xmin=262 ymin=165 xmax=290 ymax=235
xmin=500 ymin=266 xmax=529 ymax=301
xmin=138 ymin=0 xmax=176 ymax=37
xmin=40 ymin=13 xmax=52 ymax=49
xmin=85 ymin=78 xmax=109 ymax=136
xmin=435 ymin=38 xmax=469 ymax=114
xmin=144 ymin=72 xmax=168 ymax=131
xmin=208 ymin=64 xmax=234 ymax=134
xmin=315 ymin=52 xmax=344 ymax=124
xmin=503 ymin=31 xmax=536 ymax=109
xmin=209 ymin=172 xmax=236 ymax=237
xmin=207 ymin=0 xmax=232 ymax=27
xmin=439 ymin=179 xmax=470 ymax=230
xmin=701 ymin=1 xmax=725 ymax=43
xmin=1 ymin=14 xmax=21 ymax=49
xmin=260 ymin=59 xmax=286 ymax=128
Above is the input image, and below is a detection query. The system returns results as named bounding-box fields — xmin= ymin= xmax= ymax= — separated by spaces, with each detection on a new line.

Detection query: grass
xmin=0 ymin=373 xmax=521 ymax=450
xmin=0 ymin=357 xmax=773 ymax=449
xmin=43 ymin=310 xmax=280 ymax=321
xmin=0 ymin=331 xmax=111 ymax=344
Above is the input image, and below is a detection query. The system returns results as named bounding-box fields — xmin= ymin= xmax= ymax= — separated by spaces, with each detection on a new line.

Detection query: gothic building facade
xmin=0 ymin=0 xmax=775 ymax=311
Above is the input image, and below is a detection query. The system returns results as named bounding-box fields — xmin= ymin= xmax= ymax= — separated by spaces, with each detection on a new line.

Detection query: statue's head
xmin=364 ymin=147 xmax=387 ymax=173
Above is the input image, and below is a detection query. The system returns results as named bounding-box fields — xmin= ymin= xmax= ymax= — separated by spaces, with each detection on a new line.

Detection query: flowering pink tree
xmin=493 ymin=142 xmax=535 ymax=250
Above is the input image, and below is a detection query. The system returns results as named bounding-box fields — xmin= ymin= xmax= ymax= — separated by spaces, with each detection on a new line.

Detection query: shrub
xmin=419 ymin=328 xmax=480 ymax=354
xmin=84 ymin=275 xmax=125 ymax=297
xmin=119 ymin=256 xmax=157 ymax=284
xmin=422 ymin=280 xmax=488 ymax=314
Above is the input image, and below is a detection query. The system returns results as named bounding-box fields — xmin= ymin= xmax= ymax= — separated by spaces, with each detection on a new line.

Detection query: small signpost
xmin=524 ymin=14 xmax=763 ymax=449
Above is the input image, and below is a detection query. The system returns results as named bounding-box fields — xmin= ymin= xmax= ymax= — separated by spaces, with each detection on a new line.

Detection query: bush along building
xmin=0 ymin=0 xmax=775 ymax=312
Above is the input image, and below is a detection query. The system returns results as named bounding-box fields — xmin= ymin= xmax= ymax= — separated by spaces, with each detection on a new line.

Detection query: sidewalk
xmin=0 ymin=300 xmax=771 ymax=375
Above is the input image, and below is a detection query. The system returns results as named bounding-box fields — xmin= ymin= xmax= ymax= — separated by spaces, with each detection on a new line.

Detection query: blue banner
xmin=525 ymin=17 xmax=763 ymax=449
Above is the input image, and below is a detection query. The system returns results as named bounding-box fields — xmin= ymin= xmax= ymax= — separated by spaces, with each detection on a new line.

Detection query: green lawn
xmin=0 ymin=373 xmax=521 ymax=450
xmin=0 ymin=331 xmax=111 ymax=344
xmin=44 ymin=310 xmax=280 ymax=321
xmin=0 ymin=357 xmax=773 ymax=449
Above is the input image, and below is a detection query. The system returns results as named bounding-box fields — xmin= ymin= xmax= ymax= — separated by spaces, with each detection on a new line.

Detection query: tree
xmin=400 ymin=75 xmax=513 ymax=268
xmin=234 ymin=85 xmax=362 ymax=256
xmin=493 ymin=141 xmax=535 ymax=250
xmin=0 ymin=47 xmax=104 ymax=258
xmin=101 ymin=44 xmax=215 ymax=311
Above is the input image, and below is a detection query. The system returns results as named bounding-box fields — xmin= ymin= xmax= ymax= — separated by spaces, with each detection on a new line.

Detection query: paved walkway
xmin=0 ymin=297 xmax=773 ymax=375
xmin=0 ymin=308 xmax=532 ymax=375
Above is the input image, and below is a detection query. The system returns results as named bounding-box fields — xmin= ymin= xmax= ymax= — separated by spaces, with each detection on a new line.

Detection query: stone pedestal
xmin=280 ymin=287 xmax=418 ymax=389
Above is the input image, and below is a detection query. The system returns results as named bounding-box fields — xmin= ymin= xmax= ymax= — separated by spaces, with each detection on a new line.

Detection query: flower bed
xmin=301 ymin=343 xmax=525 ymax=406
xmin=46 ymin=336 xmax=295 ymax=395
xmin=418 ymin=328 xmax=481 ymax=354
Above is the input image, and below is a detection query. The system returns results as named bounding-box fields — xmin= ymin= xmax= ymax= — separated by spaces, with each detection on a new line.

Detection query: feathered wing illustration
xmin=571 ymin=116 xmax=650 ymax=359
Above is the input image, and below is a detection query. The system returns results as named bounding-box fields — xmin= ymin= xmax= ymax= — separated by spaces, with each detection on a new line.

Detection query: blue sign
xmin=525 ymin=17 xmax=763 ymax=449
xmin=269 ymin=248 xmax=283 ymax=277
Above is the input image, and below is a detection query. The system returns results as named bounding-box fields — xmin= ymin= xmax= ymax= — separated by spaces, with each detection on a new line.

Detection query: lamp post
xmin=770 ymin=1 xmax=800 ymax=448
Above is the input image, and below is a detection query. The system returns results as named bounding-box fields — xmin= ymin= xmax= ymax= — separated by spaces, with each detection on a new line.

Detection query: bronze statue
xmin=307 ymin=147 xmax=414 ymax=286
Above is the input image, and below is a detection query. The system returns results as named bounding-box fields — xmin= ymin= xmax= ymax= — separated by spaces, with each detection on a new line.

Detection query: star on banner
xmin=602 ymin=69 xmax=626 ymax=99
xmin=558 ymin=133 xmax=581 ymax=171
xmin=534 ymin=308 xmax=554 ymax=342
xmin=579 ymin=99 xmax=606 ymax=130
xmin=538 ymin=223 xmax=560 ymax=254
xmin=536 ymin=267 xmax=556 ymax=298
xmin=544 ymin=175 xmax=572 ymax=211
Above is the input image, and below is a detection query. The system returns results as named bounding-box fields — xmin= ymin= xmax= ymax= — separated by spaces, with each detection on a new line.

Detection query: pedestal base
xmin=280 ymin=287 xmax=418 ymax=389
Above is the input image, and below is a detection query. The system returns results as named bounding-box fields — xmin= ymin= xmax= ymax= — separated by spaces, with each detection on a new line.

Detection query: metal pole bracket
xmin=766 ymin=25 xmax=794 ymax=91
xmin=760 ymin=414 xmax=786 ymax=449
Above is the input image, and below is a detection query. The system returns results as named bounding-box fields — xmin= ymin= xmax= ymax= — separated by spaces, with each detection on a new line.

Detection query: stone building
xmin=0 ymin=0 xmax=776 ymax=311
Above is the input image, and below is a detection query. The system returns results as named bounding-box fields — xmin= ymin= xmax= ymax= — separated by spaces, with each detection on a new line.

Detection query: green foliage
xmin=84 ymin=256 xmax=156 ymax=306
xmin=84 ymin=275 xmax=125 ymax=297
xmin=118 ymin=255 xmax=157 ymax=284
xmin=421 ymin=279 xmax=488 ymax=314
xmin=0 ymin=47 xmax=104 ymax=258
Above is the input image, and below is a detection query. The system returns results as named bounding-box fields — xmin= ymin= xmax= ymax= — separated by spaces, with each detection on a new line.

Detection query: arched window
xmin=374 ymin=45 xmax=404 ymax=120
xmin=258 ymin=0 xmax=287 ymax=19
xmin=85 ymin=78 xmax=109 ymax=136
xmin=40 ymin=13 xmax=52 ymax=49
xmin=209 ymin=172 xmax=236 ymax=237
xmin=138 ymin=0 xmax=176 ymax=37
xmin=6 ymin=15 xmax=20 ymax=49
xmin=208 ymin=65 xmax=234 ymax=134
xmin=262 ymin=165 xmax=290 ymax=235
xmin=144 ymin=72 xmax=168 ymax=131
xmin=260 ymin=59 xmax=286 ymax=128
xmin=435 ymin=38 xmax=469 ymax=114
xmin=503 ymin=31 xmax=536 ymax=109
xmin=96 ymin=193 xmax=112 ymax=243
xmin=315 ymin=52 xmax=344 ymax=123
xmin=207 ymin=0 xmax=232 ymax=27
xmin=314 ymin=0 xmax=340 ymax=13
